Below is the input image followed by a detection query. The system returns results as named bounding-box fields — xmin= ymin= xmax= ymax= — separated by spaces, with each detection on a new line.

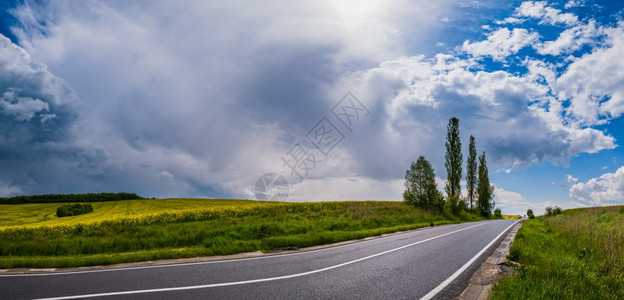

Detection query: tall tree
xmin=404 ymin=156 xmax=441 ymax=210
xmin=466 ymin=135 xmax=477 ymax=211
xmin=477 ymin=151 xmax=494 ymax=217
xmin=445 ymin=117 xmax=462 ymax=198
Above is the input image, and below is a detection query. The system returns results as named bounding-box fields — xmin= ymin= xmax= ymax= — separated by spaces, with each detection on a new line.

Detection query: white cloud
xmin=267 ymin=177 xmax=405 ymax=202
xmin=570 ymin=166 xmax=624 ymax=206
xmin=495 ymin=186 xmax=581 ymax=216
xmin=495 ymin=17 xmax=525 ymax=25
xmin=564 ymin=0 xmax=585 ymax=9
xmin=537 ymin=20 xmax=603 ymax=55
xmin=343 ymin=53 xmax=615 ymax=170
xmin=566 ymin=174 xmax=578 ymax=185
xmin=494 ymin=187 xmax=526 ymax=215
xmin=555 ymin=22 xmax=624 ymax=125
xmin=462 ymin=28 xmax=539 ymax=61
xmin=1 ymin=91 xmax=49 ymax=121
xmin=516 ymin=1 xmax=578 ymax=26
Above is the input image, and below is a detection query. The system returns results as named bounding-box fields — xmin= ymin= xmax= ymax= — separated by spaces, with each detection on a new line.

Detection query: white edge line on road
xmin=35 ymin=222 xmax=491 ymax=300
xmin=419 ymin=219 xmax=521 ymax=300
xmin=0 ymin=221 xmax=484 ymax=278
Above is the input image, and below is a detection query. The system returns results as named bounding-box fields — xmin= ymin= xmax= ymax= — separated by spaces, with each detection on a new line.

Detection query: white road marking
xmin=0 ymin=221 xmax=473 ymax=278
xmin=35 ymin=222 xmax=490 ymax=300
xmin=420 ymin=219 xmax=521 ymax=300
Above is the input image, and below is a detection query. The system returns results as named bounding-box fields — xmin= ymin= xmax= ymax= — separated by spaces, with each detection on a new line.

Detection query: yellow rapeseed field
xmin=0 ymin=198 xmax=273 ymax=229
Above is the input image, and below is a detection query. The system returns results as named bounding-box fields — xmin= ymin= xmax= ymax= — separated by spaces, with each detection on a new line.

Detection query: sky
xmin=1 ymin=0 xmax=624 ymax=215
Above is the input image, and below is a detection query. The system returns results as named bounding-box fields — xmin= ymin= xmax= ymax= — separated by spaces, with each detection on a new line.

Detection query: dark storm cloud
xmin=0 ymin=34 xmax=78 ymax=156
xmin=0 ymin=35 xmax=77 ymax=146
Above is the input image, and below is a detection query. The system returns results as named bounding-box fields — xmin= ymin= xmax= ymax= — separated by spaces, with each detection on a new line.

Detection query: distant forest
xmin=0 ymin=193 xmax=144 ymax=204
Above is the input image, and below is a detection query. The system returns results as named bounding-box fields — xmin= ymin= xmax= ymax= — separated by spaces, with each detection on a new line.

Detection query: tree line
xmin=403 ymin=117 xmax=495 ymax=218
xmin=0 ymin=193 xmax=144 ymax=204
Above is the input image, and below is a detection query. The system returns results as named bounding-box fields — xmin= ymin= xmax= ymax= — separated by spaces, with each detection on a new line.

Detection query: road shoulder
xmin=459 ymin=220 xmax=523 ymax=300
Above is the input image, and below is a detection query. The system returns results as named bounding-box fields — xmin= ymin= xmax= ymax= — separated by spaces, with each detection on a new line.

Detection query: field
xmin=0 ymin=199 xmax=269 ymax=229
xmin=0 ymin=199 xmax=488 ymax=268
xmin=491 ymin=205 xmax=624 ymax=299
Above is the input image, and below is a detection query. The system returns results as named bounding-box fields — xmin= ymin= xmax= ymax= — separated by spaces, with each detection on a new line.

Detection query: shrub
xmin=527 ymin=209 xmax=535 ymax=219
xmin=553 ymin=206 xmax=562 ymax=215
xmin=56 ymin=206 xmax=71 ymax=217
xmin=545 ymin=206 xmax=563 ymax=217
xmin=57 ymin=204 xmax=94 ymax=217
xmin=494 ymin=208 xmax=502 ymax=218
xmin=444 ymin=195 xmax=462 ymax=216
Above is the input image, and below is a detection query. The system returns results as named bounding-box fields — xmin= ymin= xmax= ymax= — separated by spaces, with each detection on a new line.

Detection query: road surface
xmin=0 ymin=219 xmax=519 ymax=299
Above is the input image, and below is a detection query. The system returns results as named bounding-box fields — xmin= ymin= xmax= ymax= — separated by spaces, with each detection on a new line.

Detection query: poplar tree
xmin=445 ymin=117 xmax=462 ymax=198
xmin=466 ymin=135 xmax=477 ymax=211
xmin=477 ymin=151 xmax=494 ymax=217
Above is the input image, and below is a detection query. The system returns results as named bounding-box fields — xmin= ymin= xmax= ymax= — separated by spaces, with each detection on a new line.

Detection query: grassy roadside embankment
xmin=491 ymin=205 xmax=624 ymax=299
xmin=0 ymin=199 xmax=488 ymax=269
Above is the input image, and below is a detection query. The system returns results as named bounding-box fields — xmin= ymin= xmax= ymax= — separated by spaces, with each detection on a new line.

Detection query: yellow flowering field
xmin=0 ymin=198 xmax=273 ymax=229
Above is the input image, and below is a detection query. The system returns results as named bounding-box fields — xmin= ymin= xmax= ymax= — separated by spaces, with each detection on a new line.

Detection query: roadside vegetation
xmin=0 ymin=199 xmax=488 ymax=268
xmin=491 ymin=205 xmax=624 ymax=299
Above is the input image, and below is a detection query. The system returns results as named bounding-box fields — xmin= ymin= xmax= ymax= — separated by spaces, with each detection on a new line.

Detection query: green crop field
xmin=0 ymin=199 xmax=489 ymax=269
xmin=491 ymin=205 xmax=624 ymax=299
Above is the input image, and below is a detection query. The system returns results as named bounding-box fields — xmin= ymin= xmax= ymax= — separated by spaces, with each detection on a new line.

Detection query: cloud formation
xmin=0 ymin=33 xmax=81 ymax=194
xmin=570 ymin=166 xmax=624 ymax=206
xmin=515 ymin=1 xmax=578 ymax=26
xmin=462 ymin=28 xmax=539 ymax=61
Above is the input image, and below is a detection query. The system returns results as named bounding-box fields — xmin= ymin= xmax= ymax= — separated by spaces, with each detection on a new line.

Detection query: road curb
xmin=459 ymin=220 xmax=523 ymax=300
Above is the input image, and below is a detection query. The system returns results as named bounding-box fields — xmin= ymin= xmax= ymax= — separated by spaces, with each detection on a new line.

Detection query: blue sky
xmin=1 ymin=0 xmax=624 ymax=215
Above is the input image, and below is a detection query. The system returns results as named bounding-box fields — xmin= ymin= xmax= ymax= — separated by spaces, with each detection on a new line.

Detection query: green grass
xmin=0 ymin=199 xmax=488 ymax=268
xmin=491 ymin=205 xmax=624 ymax=299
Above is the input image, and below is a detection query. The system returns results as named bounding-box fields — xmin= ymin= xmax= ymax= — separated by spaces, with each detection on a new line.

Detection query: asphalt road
xmin=0 ymin=219 xmax=519 ymax=300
